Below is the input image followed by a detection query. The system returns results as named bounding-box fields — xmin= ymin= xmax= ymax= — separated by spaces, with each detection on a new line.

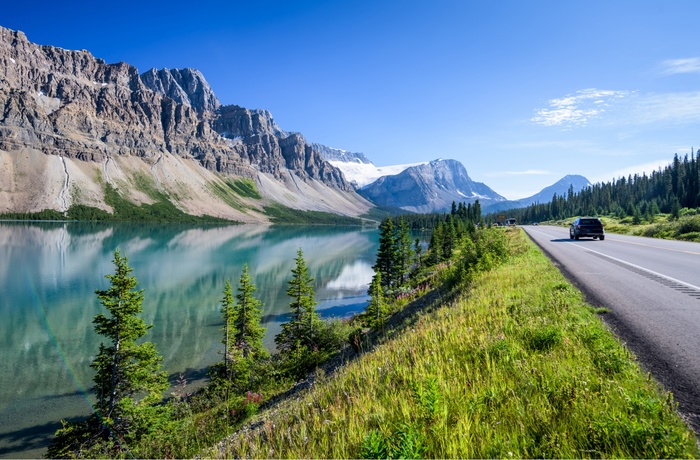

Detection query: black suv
xmin=569 ymin=217 xmax=605 ymax=240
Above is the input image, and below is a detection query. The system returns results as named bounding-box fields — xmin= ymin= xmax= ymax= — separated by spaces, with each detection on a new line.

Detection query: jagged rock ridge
xmin=140 ymin=67 xmax=221 ymax=115
xmin=0 ymin=26 xmax=363 ymax=219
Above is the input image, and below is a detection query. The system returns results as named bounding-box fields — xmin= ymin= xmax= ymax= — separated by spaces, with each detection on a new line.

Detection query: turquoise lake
xmin=0 ymin=221 xmax=380 ymax=458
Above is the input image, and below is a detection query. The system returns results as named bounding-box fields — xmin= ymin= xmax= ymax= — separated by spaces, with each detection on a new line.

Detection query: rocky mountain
xmin=357 ymin=159 xmax=506 ymax=213
xmin=310 ymin=143 xmax=371 ymax=164
xmin=140 ymin=67 xmax=221 ymax=115
xmin=0 ymin=26 xmax=367 ymax=222
xmin=483 ymin=174 xmax=592 ymax=214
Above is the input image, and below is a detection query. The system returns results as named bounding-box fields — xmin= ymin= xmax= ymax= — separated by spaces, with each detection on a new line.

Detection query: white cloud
xmin=531 ymin=89 xmax=630 ymax=127
xmin=326 ymin=261 xmax=374 ymax=291
xmin=659 ymin=57 xmax=700 ymax=75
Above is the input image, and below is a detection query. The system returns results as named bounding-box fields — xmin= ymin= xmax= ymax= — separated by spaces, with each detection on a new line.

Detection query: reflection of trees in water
xmin=0 ymin=222 xmax=379 ymax=414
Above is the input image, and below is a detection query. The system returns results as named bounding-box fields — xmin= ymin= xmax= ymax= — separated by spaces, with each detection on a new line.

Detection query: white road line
xmin=526 ymin=227 xmax=700 ymax=291
xmin=606 ymin=236 xmax=700 ymax=256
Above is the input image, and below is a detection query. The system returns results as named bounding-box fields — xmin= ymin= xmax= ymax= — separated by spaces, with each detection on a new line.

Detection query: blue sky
xmin=4 ymin=0 xmax=700 ymax=199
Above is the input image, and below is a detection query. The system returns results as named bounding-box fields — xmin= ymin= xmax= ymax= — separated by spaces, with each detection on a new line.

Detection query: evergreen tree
xmin=91 ymin=251 xmax=167 ymax=434
xmin=220 ymin=280 xmax=235 ymax=380
xmin=232 ymin=265 xmax=267 ymax=360
xmin=428 ymin=221 xmax=444 ymax=264
xmin=365 ymin=272 xmax=387 ymax=329
xmin=275 ymin=248 xmax=323 ymax=358
xmin=373 ymin=217 xmax=399 ymax=288
xmin=397 ymin=218 xmax=414 ymax=285
xmin=49 ymin=250 xmax=167 ymax=457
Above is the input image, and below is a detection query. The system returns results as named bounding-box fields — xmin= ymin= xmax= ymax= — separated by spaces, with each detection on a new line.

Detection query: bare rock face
xmin=212 ymin=105 xmax=352 ymax=191
xmin=140 ymin=67 xmax=221 ymax=115
xmin=0 ymin=26 xmax=352 ymax=193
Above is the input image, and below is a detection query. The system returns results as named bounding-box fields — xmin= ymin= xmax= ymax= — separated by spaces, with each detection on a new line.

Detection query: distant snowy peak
xmin=311 ymin=143 xmax=372 ymax=164
xmin=314 ymin=142 xmax=424 ymax=188
xmin=331 ymin=161 xmax=426 ymax=188
xmin=358 ymin=159 xmax=506 ymax=213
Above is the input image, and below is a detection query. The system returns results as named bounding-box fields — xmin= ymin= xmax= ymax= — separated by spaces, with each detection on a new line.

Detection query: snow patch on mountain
xmin=329 ymin=160 xmax=427 ymax=188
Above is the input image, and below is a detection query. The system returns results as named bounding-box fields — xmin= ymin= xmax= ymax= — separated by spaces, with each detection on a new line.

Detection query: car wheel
xmin=593 ymin=236 xmax=598 ymax=240
xmin=599 ymin=235 xmax=605 ymax=241
xmin=574 ymin=235 xmax=579 ymax=240
xmin=569 ymin=232 xmax=574 ymax=240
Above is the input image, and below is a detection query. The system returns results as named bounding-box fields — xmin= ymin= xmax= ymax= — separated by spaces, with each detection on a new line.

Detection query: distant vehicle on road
xmin=569 ymin=217 xmax=605 ymax=240
xmin=505 ymin=218 xmax=517 ymax=226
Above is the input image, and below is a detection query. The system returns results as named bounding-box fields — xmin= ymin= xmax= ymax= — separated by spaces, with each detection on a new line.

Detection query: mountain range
xmin=482 ymin=175 xmax=592 ymax=215
xmin=0 ymin=26 xmax=369 ymax=223
xmin=0 ymin=25 xmax=590 ymax=221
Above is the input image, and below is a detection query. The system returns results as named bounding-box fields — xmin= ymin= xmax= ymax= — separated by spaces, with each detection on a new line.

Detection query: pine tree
xmin=374 ymin=217 xmax=399 ymax=288
xmin=232 ymin=265 xmax=267 ymax=360
xmin=365 ymin=272 xmax=386 ymax=329
xmin=397 ymin=218 xmax=414 ymax=285
xmin=220 ymin=280 xmax=235 ymax=380
xmin=49 ymin=250 xmax=167 ymax=457
xmin=275 ymin=248 xmax=322 ymax=359
xmin=92 ymin=250 xmax=166 ymax=432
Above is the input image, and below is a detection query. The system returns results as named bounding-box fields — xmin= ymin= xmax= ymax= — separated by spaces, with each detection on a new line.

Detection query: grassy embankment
xmin=545 ymin=208 xmax=700 ymax=242
xmin=207 ymin=228 xmax=698 ymax=459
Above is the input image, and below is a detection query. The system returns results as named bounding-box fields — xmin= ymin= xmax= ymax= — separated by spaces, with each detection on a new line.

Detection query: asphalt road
xmin=522 ymin=225 xmax=700 ymax=433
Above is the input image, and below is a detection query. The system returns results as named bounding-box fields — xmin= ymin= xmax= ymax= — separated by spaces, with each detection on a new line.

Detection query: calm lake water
xmin=0 ymin=221 xmax=380 ymax=458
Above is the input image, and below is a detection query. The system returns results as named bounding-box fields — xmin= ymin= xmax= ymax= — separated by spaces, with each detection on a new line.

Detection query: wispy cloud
xmin=659 ymin=57 xmax=700 ymax=75
xmin=531 ymin=89 xmax=630 ymax=127
xmin=628 ymin=91 xmax=700 ymax=125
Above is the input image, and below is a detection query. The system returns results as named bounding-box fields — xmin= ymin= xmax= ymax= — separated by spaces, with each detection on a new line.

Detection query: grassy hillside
xmin=209 ymin=229 xmax=698 ymax=459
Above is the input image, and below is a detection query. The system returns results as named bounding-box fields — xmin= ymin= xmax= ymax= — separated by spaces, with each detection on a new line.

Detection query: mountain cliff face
xmin=358 ymin=159 xmax=506 ymax=213
xmin=0 ymin=26 xmax=362 ymax=220
xmin=311 ymin=143 xmax=372 ymax=164
xmin=140 ymin=67 xmax=221 ymax=115
xmin=483 ymin=174 xmax=591 ymax=214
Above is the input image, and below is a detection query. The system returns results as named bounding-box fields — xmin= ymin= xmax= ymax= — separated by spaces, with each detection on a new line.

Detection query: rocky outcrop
xmin=0 ymin=25 xmax=357 ymax=212
xmin=358 ymin=159 xmax=506 ymax=213
xmin=140 ymin=67 xmax=220 ymax=115
xmin=212 ymin=105 xmax=352 ymax=191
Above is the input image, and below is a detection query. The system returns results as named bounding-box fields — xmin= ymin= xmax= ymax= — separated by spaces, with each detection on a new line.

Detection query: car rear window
xmin=580 ymin=219 xmax=601 ymax=225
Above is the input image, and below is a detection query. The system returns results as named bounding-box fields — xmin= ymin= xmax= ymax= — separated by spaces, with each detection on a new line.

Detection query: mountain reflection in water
xmin=0 ymin=221 xmax=379 ymax=458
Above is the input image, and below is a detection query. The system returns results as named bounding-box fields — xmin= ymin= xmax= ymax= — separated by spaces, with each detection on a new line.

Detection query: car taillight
xmin=576 ymin=225 xmax=581 ymax=229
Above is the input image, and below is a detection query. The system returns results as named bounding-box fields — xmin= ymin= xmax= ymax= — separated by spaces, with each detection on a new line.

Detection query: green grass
xmin=264 ymin=202 xmax=366 ymax=225
xmin=211 ymin=229 xmax=698 ymax=459
xmin=207 ymin=177 xmax=261 ymax=212
xmin=226 ymin=177 xmax=262 ymax=199
xmin=102 ymin=182 xmax=233 ymax=223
